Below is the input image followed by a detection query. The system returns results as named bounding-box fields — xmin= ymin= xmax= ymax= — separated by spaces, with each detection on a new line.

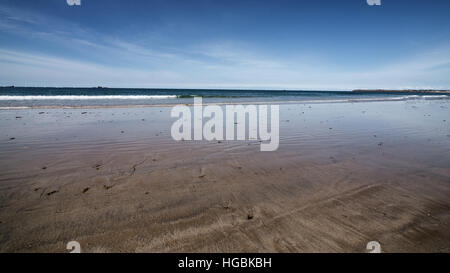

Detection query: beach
xmin=0 ymin=98 xmax=449 ymax=253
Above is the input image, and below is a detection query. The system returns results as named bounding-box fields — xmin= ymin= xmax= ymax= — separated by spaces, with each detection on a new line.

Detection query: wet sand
xmin=0 ymin=99 xmax=449 ymax=252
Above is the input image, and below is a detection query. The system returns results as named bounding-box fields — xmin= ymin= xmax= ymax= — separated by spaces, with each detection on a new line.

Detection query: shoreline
xmin=353 ymin=89 xmax=450 ymax=93
xmin=0 ymin=95 xmax=449 ymax=110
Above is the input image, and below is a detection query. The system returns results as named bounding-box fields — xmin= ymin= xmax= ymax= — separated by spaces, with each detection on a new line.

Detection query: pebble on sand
xmin=46 ymin=190 xmax=58 ymax=196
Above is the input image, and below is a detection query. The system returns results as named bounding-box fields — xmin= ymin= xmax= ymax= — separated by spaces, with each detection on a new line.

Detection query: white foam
xmin=0 ymin=94 xmax=447 ymax=103
xmin=422 ymin=95 xmax=449 ymax=99
xmin=0 ymin=95 xmax=177 ymax=100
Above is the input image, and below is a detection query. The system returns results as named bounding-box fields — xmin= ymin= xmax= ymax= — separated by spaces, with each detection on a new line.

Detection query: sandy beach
xmin=0 ymin=99 xmax=449 ymax=253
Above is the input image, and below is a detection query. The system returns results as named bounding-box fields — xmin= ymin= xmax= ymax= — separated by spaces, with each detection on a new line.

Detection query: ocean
xmin=0 ymin=87 xmax=448 ymax=108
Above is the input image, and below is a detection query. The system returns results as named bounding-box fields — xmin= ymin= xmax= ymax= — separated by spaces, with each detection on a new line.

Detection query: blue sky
xmin=0 ymin=0 xmax=449 ymax=90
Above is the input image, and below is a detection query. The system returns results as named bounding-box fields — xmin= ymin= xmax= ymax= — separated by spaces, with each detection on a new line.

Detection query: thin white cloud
xmin=0 ymin=49 xmax=184 ymax=87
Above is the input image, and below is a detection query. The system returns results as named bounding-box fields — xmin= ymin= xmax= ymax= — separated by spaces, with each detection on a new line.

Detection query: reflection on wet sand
xmin=0 ymin=99 xmax=449 ymax=252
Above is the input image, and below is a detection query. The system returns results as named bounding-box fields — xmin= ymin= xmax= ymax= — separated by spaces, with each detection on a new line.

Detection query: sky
xmin=0 ymin=0 xmax=449 ymax=90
